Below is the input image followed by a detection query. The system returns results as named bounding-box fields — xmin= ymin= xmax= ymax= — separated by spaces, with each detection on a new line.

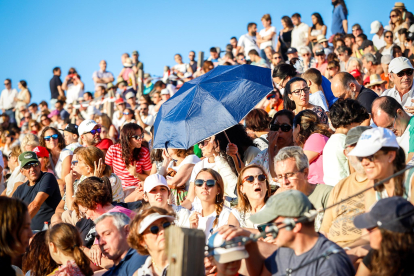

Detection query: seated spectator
xmin=62 ymin=123 xmax=82 ymax=152
xmin=299 ymin=46 xmax=315 ymax=72
xmin=78 ymin=119 xmax=102 ymax=147
xmin=136 ymin=103 xmax=155 ymax=132
xmin=263 ymin=88 xmax=284 ymax=115
xmin=96 ymin=113 xmax=118 ymax=142
xmin=12 ymin=151 xmax=61 ymax=231
xmin=379 ymin=30 xmax=395 ymax=56
xmin=272 ymin=64 xmax=299 ymax=92
xmin=244 ymin=109 xmax=271 ymax=150
xmin=128 ymin=206 xmax=175 ymax=275
xmin=312 ymin=45 xmax=328 ymax=75
xmin=112 ymin=98 xmax=126 ymax=131
xmin=28 ymin=119 xmax=42 ymax=135
xmin=365 ymin=74 xmax=387 ymax=95
xmin=346 ymin=57 xmax=363 ymax=73
xmin=121 ymin=108 xmax=136 ymax=128
xmin=248 ymin=49 xmax=268 ymax=68
xmin=336 ymin=45 xmax=351 ymax=71
xmin=349 ymin=69 xmax=364 ymax=86
xmin=327 ymin=60 xmax=340 ymax=80
xmin=33 ymin=145 xmax=55 ymax=174
xmin=2 ymin=145 xmax=25 ymax=196
xmin=302 ymin=68 xmax=329 ymax=111
xmin=323 ymin=99 xmax=369 ymax=186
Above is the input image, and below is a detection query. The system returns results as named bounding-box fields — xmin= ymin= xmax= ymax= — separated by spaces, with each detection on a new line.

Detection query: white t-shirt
xmin=173 ymin=63 xmax=189 ymax=74
xmin=291 ymin=22 xmax=309 ymax=50
xmin=66 ymin=83 xmax=84 ymax=104
xmin=65 ymin=142 xmax=82 ymax=153
xmin=53 ymin=149 xmax=73 ymax=179
xmin=238 ymin=34 xmax=260 ymax=57
xmin=171 ymin=204 xmax=191 ymax=227
xmin=6 ymin=166 xmax=26 ymax=196
xmin=309 ymin=90 xmax=329 ymax=111
xmin=141 ymin=114 xmax=155 ymax=127
xmin=112 ymin=110 xmax=126 ymax=131
xmin=259 ymin=26 xmax=276 ymax=50
xmin=322 ymin=134 xmax=350 ymax=186
xmin=167 ymin=155 xmax=201 ymax=190
xmin=372 ymin=33 xmax=386 ymax=50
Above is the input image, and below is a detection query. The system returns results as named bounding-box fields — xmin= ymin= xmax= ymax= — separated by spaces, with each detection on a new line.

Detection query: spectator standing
xmin=54 ymin=100 xmax=70 ymax=121
xmin=230 ymin=37 xmax=238 ymax=57
xmin=132 ymin=50 xmax=144 ymax=72
xmin=49 ymin=67 xmax=64 ymax=107
xmin=331 ymin=0 xmax=348 ymax=35
xmin=14 ymin=80 xmax=31 ymax=126
xmin=276 ymin=16 xmax=294 ymax=60
xmin=308 ymin=13 xmax=327 ymax=48
xmin=370 ymin=21 xmax=386 ymax=50
xmin=188 ymin=51 xmax=197 ymax=74
xmin=0 ymin=79 xmax=18 ymax=123
xmin=236 ymin=23 xmax=260 ymax=58
xmin=257 ymin=14 xmax=276 ymax=60
xmin=62 ymin=69 xmax=85 ymax=105
xmin=92 ymin=60 xmax=114 ymax=91
xmin=119 ymin=58 xmax=137 ymax=92
xmin=291 ymin=13 xmax=309 ymax=51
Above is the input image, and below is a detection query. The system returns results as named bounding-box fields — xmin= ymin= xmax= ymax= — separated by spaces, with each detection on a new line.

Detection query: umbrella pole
xmin=223 ymin=131 xmax=242 ymax=169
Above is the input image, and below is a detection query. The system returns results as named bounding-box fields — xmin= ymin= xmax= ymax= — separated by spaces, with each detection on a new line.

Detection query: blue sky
xmin=0 ymin=0 xmax=412 ymax=104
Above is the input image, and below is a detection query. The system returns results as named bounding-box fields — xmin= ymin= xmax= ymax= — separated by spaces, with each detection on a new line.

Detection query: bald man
xmin=92 ymin=60 xmax=114 ymax=91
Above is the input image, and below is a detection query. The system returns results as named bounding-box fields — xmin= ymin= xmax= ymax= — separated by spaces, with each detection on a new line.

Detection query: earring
xmin=216 ymin=194 xmax=220 ymax=203
xmin=145 ymin=245 xmax=148 ymax=249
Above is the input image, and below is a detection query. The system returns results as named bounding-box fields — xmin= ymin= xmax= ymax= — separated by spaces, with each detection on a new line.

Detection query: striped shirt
xmin=105 ymin=144 xmax=152 ymax=188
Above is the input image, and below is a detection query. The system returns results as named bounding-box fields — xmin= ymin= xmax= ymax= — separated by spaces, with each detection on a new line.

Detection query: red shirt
xmin=105 ymin=144 xmax=152 ymax=188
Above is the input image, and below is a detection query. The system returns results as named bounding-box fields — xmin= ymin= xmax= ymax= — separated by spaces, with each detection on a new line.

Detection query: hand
xmin=127 ymin=161 xmax=137 ymax=178
xmin=162 ymin=149 xmax=172 ymax=163
xmin=65 ymin=170 xmax=74 ymax=186
xmin=263 ymin=233 xmax=278 ymax=245
xmin=405 ymin=101 xmax=414 ymax=114
xmin=93 ymin=158 xmax=105 ymax=177
xmin=217 ymin=225 xmax=252 ymax=242
xmin=89 ymin=244 xmax=103 ymax=266
xmin=125 ymin=187 xmax=144 ymax=202
xmin=268 ymin=130 xmax=279 ymax=149
xmin=226 ymin=143 xmax=238 ymax=158
xmin=204 ymin=257 xmax=217 ymax=275
xmin=189 ymin=212 xmax=201 ymax=229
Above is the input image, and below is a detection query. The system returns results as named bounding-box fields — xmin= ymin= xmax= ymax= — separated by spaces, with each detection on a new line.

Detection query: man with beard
xmin=331 ymin=0 xmax=348 ymax=35
xmin=236 ymin=22 xmax=260 ymax=58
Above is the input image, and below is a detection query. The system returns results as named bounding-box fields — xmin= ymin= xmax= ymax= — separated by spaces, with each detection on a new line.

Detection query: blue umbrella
xmin=153 ymin=64 xmax=273 ymax=149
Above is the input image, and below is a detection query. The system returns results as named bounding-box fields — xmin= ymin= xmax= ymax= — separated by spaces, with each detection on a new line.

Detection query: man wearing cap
xmin=291 ymin=13 xmax=309 ymax=50
xmin=371 ymin=96 xmax=413 ymax=159
xmin=131 ymin=50 xmax=144 ymax=73
xmin=218 ymin=190 xmax=355 ymax=276
xmin=125 ymin=92 xmax=138 ymax=111
xmin=12 ymin=151 xmax=61 ymax=231
xmin=370 ymin=21 xmax=386 ymax=50
xmin=113 ymin=98 xmax=126 ymax=131
xmin=79 ymin=119 xmax=102 ymax=147
xmin=312 ymin=44 xmax=328 ymax=75
xmin=92 ymin=60 xmax=114 ymax=91
xmin=382 ymin=57 xmax=414 ymax=113
xmin=94 ymin=212 xmax=147 ymax=275
xmin=62 ymin=123 xmax=82 ymax=152
xmin=366 ymin=74 xmax=387 ymax=95
xmin=320 ymin=126 xmax=371 ymax=247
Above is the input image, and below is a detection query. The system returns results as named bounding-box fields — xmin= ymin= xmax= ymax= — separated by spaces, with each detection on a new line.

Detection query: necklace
xmin=152 ymin=259 xmax=162 ymax=274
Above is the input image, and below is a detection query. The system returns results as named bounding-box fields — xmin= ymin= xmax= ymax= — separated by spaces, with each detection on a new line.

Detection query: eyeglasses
xmin=242 ymin=174 xmax=266 ymax=184
xmin=273 ymin=56 xmax=282 ymax=59
xmin=291 ymin=87 xmax=310 ymax=95
xmin=71 ymin=160 xmax=78 ymax=166
xmin=269 ymin=123 xmax=292 ymax=132
xmin=198 ymin=137 xmax=211 ymax=147
xmin=130 ymin=134 xmax=144 ymax=140
xmin=390 ymin=14 xmax=397 ymax=18
xmin=315 ymin=52 xmax=325 ymax=57
xmin=371 ymin=84 xmax=382 ymax=89
xmin=267 ymin=94 xmax=276 ymax=100
xmin=396 ymin=69 xmax=414 ymax=78
xmin=68 ymin=71 xmax=75 ymax=74
xmin=257 ymin=222 xmax=284 ymax=232
xmin=23 ymin=162 xmax=39 ymax=170
xmin=30 ymin=124 xmax=36 ymax=128
xmin=276 ymin=170 xmax=303 ymax=180
xmin=44 ymin=134 xmax=59 ymax=141
xmin=385 ymin=35 xmax=393 ymax=38
xmin=357 ymin=154 xmax=378 ymax=162
xmin=86 ymin=128 xmax=101 ymax=135
xmin=194 ymin=179 xmax=217 ymax=187
xmin=149 ymin=221 xmax=172 ymax=235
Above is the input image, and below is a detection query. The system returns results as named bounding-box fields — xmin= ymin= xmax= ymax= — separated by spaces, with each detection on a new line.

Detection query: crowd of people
xmin=1 ymin=1 xmax=414 ymax=275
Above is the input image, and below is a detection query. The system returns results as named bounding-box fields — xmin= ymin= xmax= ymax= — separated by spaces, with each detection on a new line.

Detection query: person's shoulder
xmin=13 ymin=182 xmax=27 ymax=197
xmin=139 ymin=146 xmax=150 ymax=154
xmin=183 ymin=154 xmax=201 ymax=164
xmin=315 ymin=183 xmax=333 ymax=194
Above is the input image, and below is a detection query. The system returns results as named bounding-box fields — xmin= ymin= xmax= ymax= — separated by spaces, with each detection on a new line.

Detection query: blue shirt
xmin=321 ymin=76 xmax=338 ymax=107
xmin=331 ymin=5 xmax=347 ymax=34
xmin=103 ymin=248 xmax=147 ymax=276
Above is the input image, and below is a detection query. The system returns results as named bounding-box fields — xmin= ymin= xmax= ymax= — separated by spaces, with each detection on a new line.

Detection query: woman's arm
xmin=23 ymin=90 xmax=31 ymax=104
xmin=109 ymin=125 xmax=117 ymax=141
xmin=55 ymin=199 xmax=66 ymax=214
xmin=322 ymin=25 xmax=327 ymax=36
xmin=64 ymin=171 xmax=76 ymax=210
xmin=303 ymin=150 xmax=320 ymax=164
xmin=166 ymin=163 xmax=195 ymax=189
xmin=228 ymin=212 xmax=240 ymax=227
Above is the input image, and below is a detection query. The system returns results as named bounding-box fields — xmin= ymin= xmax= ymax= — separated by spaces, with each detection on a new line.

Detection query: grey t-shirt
xmin=264 ymin=234 xmax=355 ymax=276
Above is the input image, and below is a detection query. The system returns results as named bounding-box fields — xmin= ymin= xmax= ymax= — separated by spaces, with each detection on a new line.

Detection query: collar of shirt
xmin=107 ymin=248 xmax=136 ymax=273
xmin=386 ymin=85 xmax=414 ymax=106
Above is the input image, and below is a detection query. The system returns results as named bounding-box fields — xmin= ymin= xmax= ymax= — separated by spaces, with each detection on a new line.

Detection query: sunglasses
xmin=396 ymin=69 xmax=414 ymax=78
xmin=23 ymin=162 xmax=39 ymax=170
xmin=273 ymin=56 xmax=282 ymax=59
xmin=123 ymin=112 xmax=131 ymax=115
xmin=357 ymin=154 xmax=378 ymax=162
xmin=30 ymin=124 xmax=36 ymax=128
xmin=257 ymin=222 xmax=284 ymax=232
xmin=243 ymin=174 xmax=266 ymax=184
xmin=315 ymin=53 xmax=325 ymax=56
xmin=269 ymin=123 xmax=292 ymax=132
xmin=198 ymin=138 xmax=211 ymax=147
xmin=194 ymin=179 xmax=217 ymax=187
xmin=44 ymin=134 xmax=59 ymax=141
xmin=390 ymin=14 xmax=397 ymax=18
xmin=86 ymin=128 xmax=101 ymax=135
xmin=131 ymin=134 xmax=144 ymax=140
xmin=267 ymin=94 xmax=276 ymax=99
xmin=71 ymin=160 xmax=78 ymax=166
xmin=149 ymin=221 xmax=171 ymax=235
xmin=385 ymin=35 xmax=393 ymax=38
xmin=68 ymin=71 xmax=75 ymax=74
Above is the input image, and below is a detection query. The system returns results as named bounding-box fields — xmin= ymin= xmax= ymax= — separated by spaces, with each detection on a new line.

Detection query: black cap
xmin=315 ymin=49 xmax=325 ymax=56
xmin=61 ymin=124 xmax=79 ymax=136
xmin=286 ymin=47 xmax=298 ymax=54
xmin=354 ymin=197 xmax=414 ymax=233
xmin=361 ymin=39 xmax=374 ymax=50
xmin=408 ymin=32 xmax=414 ymax=41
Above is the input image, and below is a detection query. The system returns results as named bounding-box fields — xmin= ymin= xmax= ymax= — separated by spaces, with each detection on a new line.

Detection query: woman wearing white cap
xmin=142 ymin=174 xmax=190 ymax=227
xmin=348 ymin=127 xmax=414 ymax=210
xmin=128 ymin=206 xmax=175 ymax=276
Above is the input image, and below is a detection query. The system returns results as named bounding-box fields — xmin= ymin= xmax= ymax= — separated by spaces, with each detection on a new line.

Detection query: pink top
xmin=303 ymin=133 xmax=329 ymax=184
xmin=122 ymin=68 xmax=134 ymax=87
xmin=312 ymin=60 xmax=328 ymax=75
xmin=54 ymin=260 xmax=84 ymax=276
xmin=108 ymin=205 xmax=136 ymax=219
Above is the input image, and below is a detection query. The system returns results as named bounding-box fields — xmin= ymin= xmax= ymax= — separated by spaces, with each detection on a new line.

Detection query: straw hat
xmin=317 ymin=35 xmax=328 ymax=43
xmin=366 ymin=74 xmax=386 ymax=87
xmin=123 ymin=58 xmax=133 ymax=67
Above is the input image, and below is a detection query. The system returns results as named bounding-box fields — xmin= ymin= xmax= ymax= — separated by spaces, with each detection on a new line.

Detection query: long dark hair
xmin=293 ymin=110 xmax=331 ymax=147
xmin=40 ymin=126 xmax=66 ymax=150
xmin=120 ymin=123 xmax=144 ymax=166
xmin=272 ymin=63 xmax=297 ymax=79
xmin=281 ymin=16 xmax=294 ymax=28
xmin=283 ymin=77 xmax=307 ymax=111
xmin=333 ymin=0 xmax=348 ymax=16
xmin=311 ymin=13 xmax=324 ymax=30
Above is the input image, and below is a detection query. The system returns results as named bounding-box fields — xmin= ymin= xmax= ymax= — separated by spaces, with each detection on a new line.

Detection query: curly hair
xmin=39 ymin=126 xmax=66 ymax=150
xmin=329 ymin=99 xmax=369 ymax=128
xmin=22 ymin=231 xmax=58 ymax=276
xmin=370 ymin=228 xmax=414 ymax=276
xmin=283 ymin=77 xmax=307 ymax=111
xmin=119 ymin=123 xmax=144 ymax=167
xmin=73 ymin=177 xmax=112 ymax=216
xmin=76 ymin=146 xmax=111 ymax=177
xmin=245 ymin=109 xmax=271 ymax=132
xmin=47 ymin=223 xmax=93 ymax=276
xmin=21 ymin=133 xmax=40 ymax=152
xmin=293 ymin=110 xmax=331 ymax=147
xmin=236 ymin=164 xmax=271 ymax=214
xmin=171 ymin=147 xmax=194 ymax=158
xmin=128 ymin=206 xmax=176 ymax=255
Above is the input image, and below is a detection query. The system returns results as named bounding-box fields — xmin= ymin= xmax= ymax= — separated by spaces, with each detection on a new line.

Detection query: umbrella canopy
xmin=153 ymin=64 xmax=273 ymax=149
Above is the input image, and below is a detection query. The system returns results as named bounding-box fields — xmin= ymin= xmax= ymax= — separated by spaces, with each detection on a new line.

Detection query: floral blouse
xmin=51 ymin=260 xmax=84 ymax=276
xmin=311 ymin=106 xmax=328 ymax=124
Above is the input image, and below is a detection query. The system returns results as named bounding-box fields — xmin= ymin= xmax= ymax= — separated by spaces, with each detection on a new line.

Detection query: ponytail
xmin=73 ymin=245 xmax=93 ymax=276
xmin=213 ymin=197 xmax=224 ymax=228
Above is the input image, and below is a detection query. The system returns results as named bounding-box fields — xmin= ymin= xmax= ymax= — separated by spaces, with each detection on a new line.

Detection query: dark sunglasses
xmin=68 ymin=71 xmax=75 ymax=74
xmin=194 ymin=179 xmax=217 ymax=187
xmin=123 ymin=112 xmax=131 ymax=115
xmin=385 ymin=35 xmax=393 ymax=38
xmin=357 ymin=155 xmax=376 ymax=162
xmin=267 ymin=94 xmax=276 ymax=99
xmin=149 ymin=221 xmax=171 ymax=235
xmin=23 ymin=162 xmax=39 ymax=170
xmin=269 ymin=123 xmax=292 ymax=132
xmin=243 ymin=174 xmax=267 ymax=184
xmin=198 ymin=138 xmax=211 ymax=147
xmin=44 ymin=134 xmax=59 ymax=141
xmin=86 ymin=128 xmax=101 ymax=135
xmin=396 ymin=69 xmax=414 ymax=78
xmin=130 ymin=134 xmax=144 ymax=140
xmin=71 ymin=160 xmax=78 ymax=166
xmin=273 ymin=56 xmax=282 ymax=59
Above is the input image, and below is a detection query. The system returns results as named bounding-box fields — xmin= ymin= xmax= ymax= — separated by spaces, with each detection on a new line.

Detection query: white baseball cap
xmin=161 ymin=88 xmax=170 ymax=95
xmin=370 ymin=21 xmax=382 ymax=34
xmin=138 ymin=212 xmax=175 ymax=234
xmin=144 ymin=174 xmax=169 ymax=193
xmin=78 ymin=119 xmax=98 ymax=136
xmin=125 ymin=91 xmax=135 ymax=100
xmin=207 ymin=232 xmax=249 ymax=264
xmin=348 ymin=127 xmax=399 ymax=157
xmin=389 ymin=57 xmax=414 ymax=74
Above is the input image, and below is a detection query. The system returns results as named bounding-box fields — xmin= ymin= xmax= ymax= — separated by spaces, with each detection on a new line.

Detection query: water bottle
xmin=42 ymin=221 xmax=49 ymax=231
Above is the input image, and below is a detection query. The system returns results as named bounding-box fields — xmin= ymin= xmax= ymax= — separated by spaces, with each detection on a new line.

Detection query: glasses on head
xmin=130 ymin=134 xmax=144 ymax=140
xmin=44 ymin=134 xmax=59 ymax=141
xmin=198 ymin=137 xmax=211 ymax=148
xmin=194 ymin=179 xmax=217 ymax=187
xmin=242 ymin=174 xmax=267 ymax=184
xmin=71 ymin=160 xmax=78 ymax=166
xmin=149 ymin=221 xmax=172 ymax=235
xmin=276 ymin=170 xmax=303 ymax=180
xmin=396 ymin=69 xmax=414 ymax=78
xmin=291 ymin=87 xmax=310 ymax=95
xmin=269 ymin=123 xmax=292 ymax=132
xmin=86 ymin=128 xmax=101 ymax=135
xmin=267 ymin=94 xmax=276 ymax=100
xmin=23 ymin=162 xmax=39 ymax=170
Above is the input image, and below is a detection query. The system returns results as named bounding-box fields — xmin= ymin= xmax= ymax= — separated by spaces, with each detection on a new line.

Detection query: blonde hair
xmin=21 ymin=133 xmax=40 ymax=152
xmin=261 ymin=14 xmax=272 ymax=24
xmin=76 ymin=146 xmax=111 ymax=177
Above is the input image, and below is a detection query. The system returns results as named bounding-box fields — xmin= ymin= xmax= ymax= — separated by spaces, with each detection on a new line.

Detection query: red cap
xmin=349 ymin=69 xmax=361 ymax=78
xmin=33 ymin=146 xmax=49 ymax=158
xmin=96 ymin=138 xmax=114 ymax=151
xmin=115 ymin=98 xmax=125 ymax=104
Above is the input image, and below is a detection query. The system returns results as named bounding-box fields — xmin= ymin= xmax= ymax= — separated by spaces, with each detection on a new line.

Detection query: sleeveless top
xmin=122 ymin=68 xmax=134 ymax=87
xmin=375 ymin=166 xmax=414 ymax=200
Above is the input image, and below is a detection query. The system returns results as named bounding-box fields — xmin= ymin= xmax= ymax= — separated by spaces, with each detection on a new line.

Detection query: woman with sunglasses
xmin=251 ymin=110 xmax=294 ymax=186
xmin=106 ymin=123 xmax=151 ymax=200
xmin=187 ymin=168 xmax=232 ymax=241
xmin=121 ymin=108 xmax=136 ymax=129
xmin=229 ymin=164 xmax=271 ymax=232
xmin=293 ymin=110 xmax=331 ymax=184
xmin=40 ymin=126 xmax=72 ymax=196
xmin=128 ymin=206 xmax=175 ymax=276
xmin=389 ymin=9 xmax=409 ymax=45
xmin=260 ymin=88 xmax=284 ymax=115
xmin=283 ymin=77 xmax=328 ymax=125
